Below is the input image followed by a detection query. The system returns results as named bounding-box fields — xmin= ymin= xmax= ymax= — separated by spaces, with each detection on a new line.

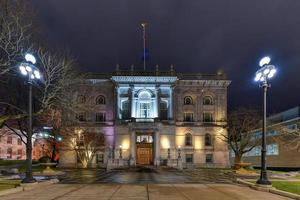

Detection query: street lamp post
xmin=254 ymin=56 xmax=276 ymax=185
xmin=19 ymin=53 xmax=41 ymax=183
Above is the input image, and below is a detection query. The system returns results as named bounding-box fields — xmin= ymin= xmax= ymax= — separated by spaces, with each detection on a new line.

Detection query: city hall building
xmin=60 ymin=66 xmax=231 ymax=168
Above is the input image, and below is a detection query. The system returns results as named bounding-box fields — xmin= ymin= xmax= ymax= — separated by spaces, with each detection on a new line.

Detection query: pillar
xmin=130 ymin=130 xmax=136 ymax=166
xmin=154 ymin=131 xmax=160 ymax=166
xmin=168 ymin=86 xmax=173 ymax=119
xmin=131 ymin=87 xmax=136 ymax=118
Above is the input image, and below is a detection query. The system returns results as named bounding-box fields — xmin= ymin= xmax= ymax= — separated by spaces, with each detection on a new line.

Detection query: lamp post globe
xmin=254 ymin=56 xmax=277 ymax=185
xmin=18 ymin=53 xmax=41 ymax=183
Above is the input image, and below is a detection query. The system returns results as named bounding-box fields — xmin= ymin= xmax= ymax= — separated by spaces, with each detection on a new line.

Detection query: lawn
xmin=0 ymin=160 xmax=25 ymax=166
xmin=272 ymin=181 xmax=300 ymax=195
xmin=0 ymin=180 xmax=21 ymax=191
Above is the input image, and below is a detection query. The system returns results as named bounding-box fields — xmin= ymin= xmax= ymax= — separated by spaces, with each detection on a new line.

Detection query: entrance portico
xmin=129 ymin=126 xmax=160 ymax=166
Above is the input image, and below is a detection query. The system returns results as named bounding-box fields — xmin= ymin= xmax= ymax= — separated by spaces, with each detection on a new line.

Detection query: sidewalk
xmin=0 ymin=183 xmax=291 ymax=200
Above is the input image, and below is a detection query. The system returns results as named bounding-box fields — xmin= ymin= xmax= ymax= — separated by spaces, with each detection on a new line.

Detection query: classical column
xmin=156 ymin=86 xmax=160 ymax=118
xmin=131 ymin=86 xmax=136 ymax=118
xmin=130 ymin=130 xmax=136 ymax=166
xmin=168 ymin=86 xmax=174 ymax=119
xmin=115 ymin=85 xmax=120 ymax=119
xmin=154 ymin=131 xmax=160 ymax=166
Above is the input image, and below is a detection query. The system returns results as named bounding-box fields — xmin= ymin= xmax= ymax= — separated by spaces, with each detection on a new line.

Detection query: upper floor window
xmin=77 ymin=95 xmax=86 ymax=104
xmin=160 ymin=100 xmax=168 ymax=120
xmin=7 ymin=136 xmax=12 ymax=144
xmin=76 ymin=112 xmax=86 ymax=122
xmin=96 ymin=95 xmax=106 ymax=105
xmin=184 ymin=96 xmax=193 ymax=105
xmin=17 ymin=138 xmax=22 ymax=145
xmin=138 ymin=90 xmax=153 ymax=118
xmin=96 ymin=112 xmax=106 ymax=122
xmin=205 ymin=133 xmax=212 ymax=146
xmin=184 ymin=112 xmax=194 ymax=122
xmin=185 ymin=133 xmax=193 ymax=146
xmin=203 ymin=112 xmax=214 ymax=122
xmin=121 ymin=100 xmax=130 ymax=119
xmin=203 ymin=96 xmax=213 ymax=105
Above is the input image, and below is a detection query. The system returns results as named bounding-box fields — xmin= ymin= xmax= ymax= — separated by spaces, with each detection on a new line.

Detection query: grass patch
xmin=0 ymin=160 xmax=25 ymax=166
xmin=294 ymin=175 xmax=300 ymax=180
xmin=272 ymin=181 xmax=300 ymax=195
xmin=17 ymin=165 xmax=46 ymax=173
xmin=0 ymin=180 xmax=21 ymax=191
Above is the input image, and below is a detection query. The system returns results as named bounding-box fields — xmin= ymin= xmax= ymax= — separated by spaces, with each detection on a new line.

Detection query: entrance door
xmin=136 ymin=142 xmax=153 ymax=165
xmin=137 ymin=147 xmax=152 ymax=165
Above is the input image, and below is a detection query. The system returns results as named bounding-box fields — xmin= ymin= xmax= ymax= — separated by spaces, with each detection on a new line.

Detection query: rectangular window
xmin=17 ymin=149 xmax=22 ymax=159
xmin=267 ymin=144 xmax=279 ymax=155
xmin=184 ymin=113 xmax=194 ymax=122
xmin=76 ymin=112 xmax=86 ymax=122
xmin=268 ymin=130 xmax=279 ymax=136
xmin=7 ymin=148 xmax=12 ymax=159
xmin=96 ymin=112 xmax=106 ymax=122
xmin=287 ymin=124 xmax=297 ymax=130
xmin=7 ymin=136 xmax=12 ymax=144
xmin=160 ymin=101 xmax=168 ymax=120
xmin=140 ymin=102 xmax=150 ymax=118
xmin=206 ymin=154 xmax=213 ymax=163
xmin=121 ymin=100 xmax=130 ymax=119
xmin=96 ymin=154 xmax=104 ymax=163
xmin=203 ymin=112 xmax=213 ymax=122
xmin=17 ymin=138 xmax=22 ymax=145
xmin=185 ymin=154 xmax=193 ymax=163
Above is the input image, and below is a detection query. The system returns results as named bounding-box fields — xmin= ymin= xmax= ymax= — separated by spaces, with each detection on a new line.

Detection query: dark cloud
xmin=31 ymin=0 xmax=300 ymax=113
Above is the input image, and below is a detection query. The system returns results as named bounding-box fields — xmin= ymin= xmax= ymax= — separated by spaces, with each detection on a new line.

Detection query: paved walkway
xmin=58 ymin=167 xmax=234 ymax=184
xmin=1 ymin=183 xmax=290 ymax=200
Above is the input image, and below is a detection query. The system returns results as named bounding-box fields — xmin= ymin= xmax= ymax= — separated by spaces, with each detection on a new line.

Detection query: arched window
xmin=205 ymin=133 xmax=212 ymax=146
xmin=96 ymin=95 xmax=106 ymax=105
xmin=138 ymin=90 xmax=152 ymax=118
xmin=184 ymin=96 xmax=193 ymax=105
xmin=203 ymin=96 xmax=213 ymax=105
xmin=185 ymin=133 xmax=193 ymax=146
xmin=77 ymin=95 xmax=86 ymax=104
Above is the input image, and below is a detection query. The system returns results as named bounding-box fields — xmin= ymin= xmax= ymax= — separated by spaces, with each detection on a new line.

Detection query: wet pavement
xmin=1 ymin=183 xmax=291 ymax=200
xmin=58 ymin=167 xmax=235 ymax=184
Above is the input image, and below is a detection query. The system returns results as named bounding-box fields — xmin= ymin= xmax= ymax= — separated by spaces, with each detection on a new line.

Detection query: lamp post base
xmin=256 ymin=171 xmax=271 ymax=185
xmin=21 ymin=175 xmax=36 ymax=183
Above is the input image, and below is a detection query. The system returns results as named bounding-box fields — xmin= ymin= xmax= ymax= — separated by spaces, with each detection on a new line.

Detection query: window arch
xmin=184 ymin=96 xmax=193 ymax=105
xmin=96 ymin=95 xmax=106 ymax=105
xmin=205 ymin=133 xmax=212 ymax=146
xmin=185 ymin=133 xmax=193 ymax=146
xmin=77 ymin=95 xmax=86 ymax=103
xmin=203 ymin=96 xmax=213 ymax=105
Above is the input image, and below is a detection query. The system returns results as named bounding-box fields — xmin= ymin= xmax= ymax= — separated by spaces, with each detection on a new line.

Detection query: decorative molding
xmin=111 ymin=76 xmax=178 ymax=83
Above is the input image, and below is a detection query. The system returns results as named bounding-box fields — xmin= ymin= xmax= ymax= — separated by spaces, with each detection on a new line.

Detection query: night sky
xmin=31 ymin=0 xmax=300 ymax=113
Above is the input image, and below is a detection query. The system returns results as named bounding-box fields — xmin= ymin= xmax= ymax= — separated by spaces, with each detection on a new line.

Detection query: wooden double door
xmin=136 ymin=143 xmax=153 ymax=165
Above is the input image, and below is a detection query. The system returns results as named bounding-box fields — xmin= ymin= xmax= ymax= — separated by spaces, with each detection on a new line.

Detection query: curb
xmin=236 ymin=178 xmax=300 ymax=200
xmin=0 ymin=179 xmax=59 ymax=197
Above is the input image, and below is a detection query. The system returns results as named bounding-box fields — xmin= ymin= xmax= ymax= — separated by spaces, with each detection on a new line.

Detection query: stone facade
xmin=59 ymin=68 xmax=231 ymax=168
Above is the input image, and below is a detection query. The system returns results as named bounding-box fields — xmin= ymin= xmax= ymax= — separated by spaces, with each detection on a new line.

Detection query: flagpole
xmin=141 ymin=23 xmax=147 ymax=71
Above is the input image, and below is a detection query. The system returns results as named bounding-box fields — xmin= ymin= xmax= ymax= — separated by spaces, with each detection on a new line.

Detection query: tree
xmin=0 ymin=0 xmax=35 ymax=76
xmin=222 ymin=108 xmax=261 ymax=168
xmin=63 ymin=128 xmax=105 ymax=168
xmin=272 ymin=126 xmax=300 ymax=152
